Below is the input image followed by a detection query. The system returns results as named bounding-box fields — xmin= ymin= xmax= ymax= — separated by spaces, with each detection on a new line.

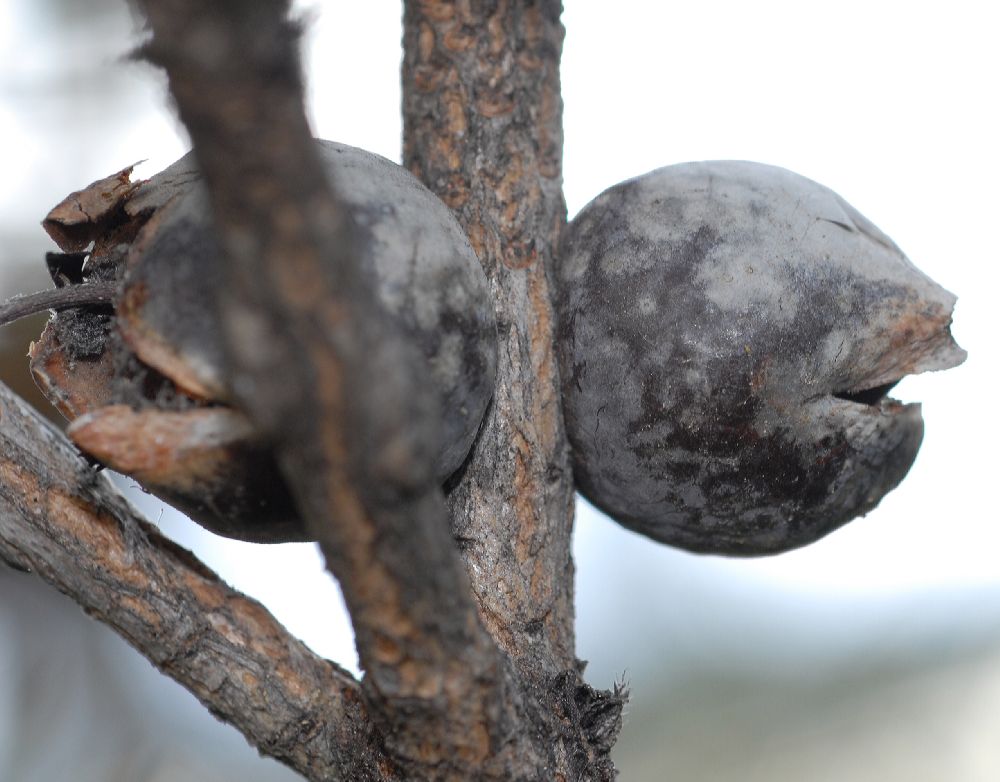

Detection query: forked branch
xmin=135 ymin=0 xmax=523 ymax=777
xmin=0 ymin=1 xmax=625 ymax=779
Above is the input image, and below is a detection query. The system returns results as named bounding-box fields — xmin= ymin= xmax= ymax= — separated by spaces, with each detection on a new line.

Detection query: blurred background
xmin=1 ymin=1 xmax=997 ymax=780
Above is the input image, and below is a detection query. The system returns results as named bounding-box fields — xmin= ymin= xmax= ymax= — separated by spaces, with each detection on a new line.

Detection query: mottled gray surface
xmin=122 ymin=140 xmax=497 ymax=482
xmin=556 ymin=162 xmax=966 ymax=555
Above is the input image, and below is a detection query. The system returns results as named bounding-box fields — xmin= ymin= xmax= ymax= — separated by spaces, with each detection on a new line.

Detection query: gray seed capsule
xmin=30 ymin=141 xmax=497 ymax=542
xmin=555 ymin=161 xmax=966 ymax=556
xmin=120 ymin=141 xmax=497 ymax=483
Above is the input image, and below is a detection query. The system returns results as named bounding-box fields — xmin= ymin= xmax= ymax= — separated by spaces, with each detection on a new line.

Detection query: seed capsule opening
xmin=832 ymin=380 xmax=900 ymax=407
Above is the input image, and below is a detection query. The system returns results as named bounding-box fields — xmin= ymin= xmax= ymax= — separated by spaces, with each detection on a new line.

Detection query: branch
xmin=134 ymin=1 xmax=526 ymax=777
xmin=2 ymin=3 xmax=623 ymax=778
xmin=402 ymin=0 xmax=577 ymax=679
xmin=0 ymin=283 xmax=115 ymax=328
xmin=0 ymin=382 xmax=393 ymax=781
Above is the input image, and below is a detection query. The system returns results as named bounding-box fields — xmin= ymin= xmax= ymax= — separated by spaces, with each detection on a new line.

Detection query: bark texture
xmin=0 ymin=383 xmax=393 ymax=781
xmin=136 ymin=1 xmax=528 ymax=777
xmin=1 ymin=1 xmax=625 ymax=779
xmin=402 ymin=0 xmax=577 ymax=683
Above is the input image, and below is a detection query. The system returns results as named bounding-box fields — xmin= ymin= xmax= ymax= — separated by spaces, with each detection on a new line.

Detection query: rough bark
xmin=0 ymin=383 xmax=393 ymax=781
xmin=1 ymin=1 xmax=625 ymax=779
xmin=402 ymin=0 xmax=577 ymax=680
xmin=135 ymin=1 xmax=532 ymax=777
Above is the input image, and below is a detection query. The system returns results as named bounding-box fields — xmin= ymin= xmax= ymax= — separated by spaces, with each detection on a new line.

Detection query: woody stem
xmin=0 ymin=283 xmax=115 ymax=328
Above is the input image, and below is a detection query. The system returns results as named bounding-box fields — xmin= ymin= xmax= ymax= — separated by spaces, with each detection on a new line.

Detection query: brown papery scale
xmin=19 ymin=141 xmax=497 ymax=543
xmin=555 ymin=161 xmax=966 ymax=556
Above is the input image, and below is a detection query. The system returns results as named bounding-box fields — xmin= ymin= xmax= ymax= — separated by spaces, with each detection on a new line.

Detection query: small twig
xmin=0 ymin=283 xmax=116 ymax=328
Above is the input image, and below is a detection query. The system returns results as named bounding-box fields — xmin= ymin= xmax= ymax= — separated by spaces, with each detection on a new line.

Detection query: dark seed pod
xmin=24 ymin=141 xmax=497 ymax=542
xmin=116 ymin=141 xmax=497 ymax=478
xmin=555 ymin=161 xmax=966 ymax=556
xmin=69 ymin=405 xmax=307 ymax=542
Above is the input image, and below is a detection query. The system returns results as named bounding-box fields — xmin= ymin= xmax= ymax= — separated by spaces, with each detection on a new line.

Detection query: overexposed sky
xmin=1 ymin=0 xmax=997 ymax=687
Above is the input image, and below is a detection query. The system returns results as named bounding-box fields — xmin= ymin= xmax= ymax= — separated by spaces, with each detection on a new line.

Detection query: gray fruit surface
xmin=556 ymin=162 xmax=966 ymax=555
xmin=122 ymin=140 xmax=497 ymax=482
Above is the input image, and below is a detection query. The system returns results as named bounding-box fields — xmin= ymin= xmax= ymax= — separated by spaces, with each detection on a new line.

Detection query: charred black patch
xmin=50 ymin=307 xmax=113 ymax=359
xmin=45 ymin=252 xmax=88 ymax=287
xmin=108 ymin=332 xmax=204 ymax=412
xmin=549 ymin=669 xmax=626 ymax=778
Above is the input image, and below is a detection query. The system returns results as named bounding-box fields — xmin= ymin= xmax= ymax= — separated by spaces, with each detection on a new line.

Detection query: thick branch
xmin=2 ymin=2 xmax=622 ymax=778
xmin=402 ymin=0 xmax=577 ymax=678
xmin=0 ymin=382 xmax=391 ymax=782
xmin=135 ymin=1 xmax=525 ymax=777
